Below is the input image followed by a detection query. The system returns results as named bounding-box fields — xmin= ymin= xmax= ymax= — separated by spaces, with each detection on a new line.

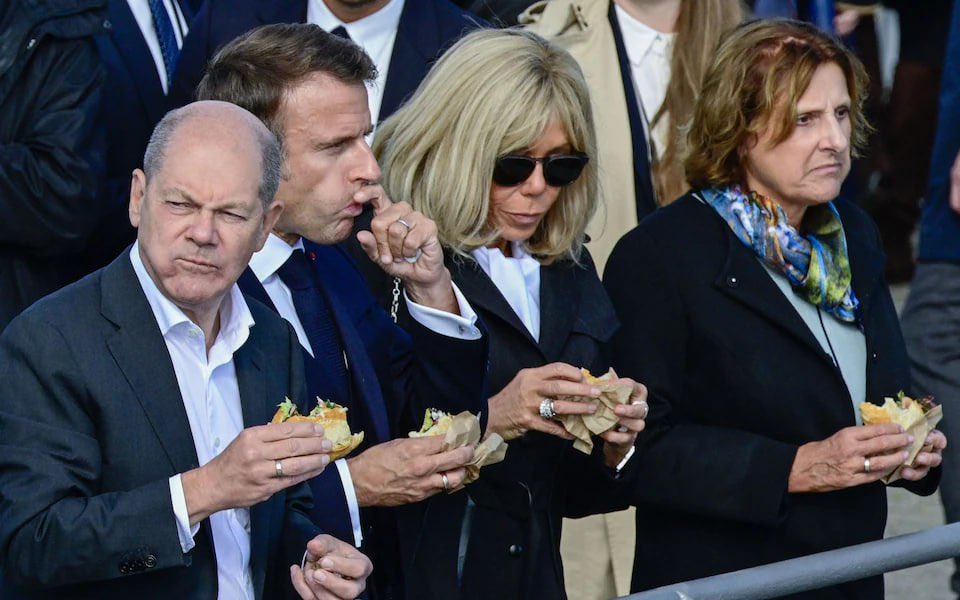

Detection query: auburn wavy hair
xmin=685 ymin=19 xmax=871 ymax=191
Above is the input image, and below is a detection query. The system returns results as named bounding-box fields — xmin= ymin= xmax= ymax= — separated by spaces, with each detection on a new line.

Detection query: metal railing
xmin=618 ymin=522 xmax=960 ymax=600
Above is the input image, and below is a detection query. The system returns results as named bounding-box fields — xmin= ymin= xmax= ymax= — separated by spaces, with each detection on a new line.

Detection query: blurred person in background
xmin=900 ymin=0 xmax=960 ymax=596
xmin=0 ymin=0 xmax=106 ymax=331
xmin=372 ymin=29 xmax=649 ymax=599
xmin=522 ymin=1 xmax=742 ymax=595
xmin=605 ymin=19 xmax=944 ymax=598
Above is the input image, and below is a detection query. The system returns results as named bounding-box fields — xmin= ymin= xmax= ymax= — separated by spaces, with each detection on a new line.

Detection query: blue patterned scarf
xmin=701 ymin=185 xmax=860 ymax=323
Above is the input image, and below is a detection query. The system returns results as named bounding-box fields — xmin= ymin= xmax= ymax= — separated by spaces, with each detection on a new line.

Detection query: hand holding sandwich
xmin=598 ymin=378 xmax=648 ymax=468
xmin=347 ymin=435 xmax=475 ymax=506
xmin=900 ymin=429 xmax=947 ymax=481
xmin=181 ymin=421 xmax=331 ymax=525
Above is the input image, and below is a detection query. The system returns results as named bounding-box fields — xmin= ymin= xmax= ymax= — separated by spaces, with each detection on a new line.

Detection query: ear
xmin=255 ymin=199 xmax=285 ymax=251
xmin=129 ymin=169 xmax=147 ymax=228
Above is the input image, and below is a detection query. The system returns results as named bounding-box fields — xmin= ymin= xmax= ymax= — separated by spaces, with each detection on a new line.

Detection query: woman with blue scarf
xmin=603 ymin=19 xmax=946 ymax=599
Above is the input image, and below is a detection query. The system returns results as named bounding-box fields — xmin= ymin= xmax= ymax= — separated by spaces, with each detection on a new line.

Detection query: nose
xmin=519 ymin=161 xmax=548 ymax=196
xmin=352 ymin=139 xmax=381 ymax=186
xmin=186 ymin=210 xmax=217 ymax=246
xmin=820 ymin=114 xmax=849 ymax=154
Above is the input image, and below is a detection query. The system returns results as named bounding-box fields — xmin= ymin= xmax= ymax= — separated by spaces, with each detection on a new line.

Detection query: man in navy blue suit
xmin=0 ymin=101 xmax=372 ymax=599
xmin=195 ymin=24 xmax=490 ymax=599
xmin=169 ymin=0 xmax=482 ymax=128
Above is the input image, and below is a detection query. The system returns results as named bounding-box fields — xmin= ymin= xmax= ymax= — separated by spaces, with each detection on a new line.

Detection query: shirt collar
xmin=614 ymin=4 xmax=674 ymax=66
xmin=129 ymin=241 xmax=255 ymax=342
xmin=248 ymin=233 xmax=305 ymax=284
xmin=309 ymin=0 xmax=404 ymax=46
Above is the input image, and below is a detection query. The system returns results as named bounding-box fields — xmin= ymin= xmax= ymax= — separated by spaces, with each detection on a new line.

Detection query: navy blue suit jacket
xmin=237 ymin=242 xmax=488 ymax=597
xmin=0 ymin=250 xmax=319 ymax=599
xmin=81 ymin=0 xmax=195 ymax=274
xmin=169 ymin=0 xmax=483 ymax=124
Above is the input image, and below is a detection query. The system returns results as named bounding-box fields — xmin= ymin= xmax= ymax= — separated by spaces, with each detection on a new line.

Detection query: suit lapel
xmin=107 ymin=1 xmax=167 ymax=123
xmin=235 ymin=338 xmax=270 ymax=600
xmin=450 ymin=257 xmax=542 ymax=352
xmin=312 ymin=259 xmax=391 ymax=444
xmin=713 ymin=225 xmax=830 ymax=361
xmin=101 ymin=252 xmax=200 ymax=476
xmin=538 ymin=262 xmax=578 ymax=361
xmin=378 ymin=0 xmax=439 ymax=123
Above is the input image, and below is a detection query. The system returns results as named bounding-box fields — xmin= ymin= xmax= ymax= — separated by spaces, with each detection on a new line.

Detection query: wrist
xmin=404 ymin=270 xmax=458 ymax=314
xmin=602 ymin=443 xmax=629 ymax=469
xmin=346 ymin=457 xmax=373 ymax=508
xmin=182 ymin=466 xmax=218 ymax=525
xmin=787 ymin=444 xmax=811 ymax=493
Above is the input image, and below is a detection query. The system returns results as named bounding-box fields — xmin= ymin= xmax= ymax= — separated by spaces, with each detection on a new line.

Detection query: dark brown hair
xmin=195 ymin=23 xmax=377 ymax=143
xmin=685 ymin=19 xmax=871 ymax=191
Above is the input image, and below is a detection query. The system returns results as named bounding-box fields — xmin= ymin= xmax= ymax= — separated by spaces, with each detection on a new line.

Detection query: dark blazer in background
xmin=80 ymin=0 xmax=195 ymax=276
xmin=0 ymin=251 xmax=319 ymax=599
xmin=394 ymin=250 xmax=635 ymax=600
xmin=604 ymin=193 xmax=940 ymax=599
xmin=239 ymin=242 xmax=489 ymax=599
xmin=169 ymin=0 xmax=484 ymax=124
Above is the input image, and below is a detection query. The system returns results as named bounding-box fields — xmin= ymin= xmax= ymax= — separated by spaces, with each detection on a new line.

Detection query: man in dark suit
xmin=81 ymin=0 xmax=196 ymax=275
xmin=194 ymin=24 xmax=490 ymax=599
xmin=169 ymin=0 xmax=482 ymax=128
xmin=0 ymin=101 xmax=372 ymax=599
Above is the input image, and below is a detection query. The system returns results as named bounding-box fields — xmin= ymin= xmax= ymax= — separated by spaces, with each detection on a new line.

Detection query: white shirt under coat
xmin=248 ymin=233 xmax=481 ymax=547
xmin=126 ymin=0 xmax=189 ymax=94
xmin=308 ymin=0 xmax=405 ymax=130
xmin=614 ymin=4 xmax=674 ymax=161
xmin=130 ymin=243 xmax=256 ymax=600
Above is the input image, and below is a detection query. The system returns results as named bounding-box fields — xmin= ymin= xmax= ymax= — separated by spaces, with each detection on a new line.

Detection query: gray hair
xmin=143 ymin=105 xmax=282 ymax=209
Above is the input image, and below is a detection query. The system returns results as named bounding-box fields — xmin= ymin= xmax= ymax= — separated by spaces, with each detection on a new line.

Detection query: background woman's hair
xmin=685 ymin=18 xmax=872 ymax=191
xmin=651 ymin=0 xmax=744 ymax=205
xmin=373 ymin=28 xmax=598 ymax=264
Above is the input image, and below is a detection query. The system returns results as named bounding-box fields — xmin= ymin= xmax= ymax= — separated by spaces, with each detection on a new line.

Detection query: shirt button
xmin=213 ymin=437 xmax=221 ymax=449
xmin=726 ymin=276 xmax=739 ymax=288
xmin=508 ymin=544 xmax=523 ymax=556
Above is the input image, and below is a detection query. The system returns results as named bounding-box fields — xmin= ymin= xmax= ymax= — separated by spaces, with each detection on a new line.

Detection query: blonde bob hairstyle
xmin=373 ymin=29 xmax=598 ymax=265
xmin=685 ymin=19 xmax=871 ymax=191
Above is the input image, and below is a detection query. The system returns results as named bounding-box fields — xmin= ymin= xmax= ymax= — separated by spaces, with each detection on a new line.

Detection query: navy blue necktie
xmin=148 ymin=0 xmax=180 ymax=84
xmin=330 ymin=25 xmax=351 ymax=40
xmin=277 ymin=250 xmax=350 ymax=404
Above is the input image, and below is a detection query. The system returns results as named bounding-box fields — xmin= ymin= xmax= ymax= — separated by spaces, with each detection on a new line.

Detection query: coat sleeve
xmin=603 ymin=228 xmax=797 ymax=527
xmin=0 ymin=36 xmax=105 ymax=254
xmin=0 ymin=315 xmax=187 ymax=590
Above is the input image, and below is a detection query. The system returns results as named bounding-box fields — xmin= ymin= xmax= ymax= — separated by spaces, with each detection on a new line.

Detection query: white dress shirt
xmin=614 ymin=4 xmax=674 ymax=161
xmin=247 ymin=233 xmax=481 ymax=545
xmin=308 ymin=0 xmax=405 ymax=129
xmin=472 ymin=243 xmax=541 ymax=342
xmin=126 ymin=0 xmax=189 ymax=93
xmin=129 ymin=243 xmax=255 ymax=600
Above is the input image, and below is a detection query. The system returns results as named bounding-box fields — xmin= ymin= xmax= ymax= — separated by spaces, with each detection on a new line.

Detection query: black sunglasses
xmin=492 ymin=153 xmax=589 ymax=187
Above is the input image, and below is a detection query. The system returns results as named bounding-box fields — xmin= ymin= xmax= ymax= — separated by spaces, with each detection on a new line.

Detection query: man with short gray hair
xmin=0 ymin=100 xmax=372 ymax=600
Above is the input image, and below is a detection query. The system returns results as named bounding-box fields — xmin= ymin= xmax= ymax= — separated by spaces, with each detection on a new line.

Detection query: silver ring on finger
xmin=539 ymin=398 xmax=556 ymax=419
xmin=440 ymin=472 xmax=450 ymax=493
xmin=638 ymin=400 xmax=649 ymax=419
xmin=396 ymin=218 xmax=413 ymax=231
xmin=403 ymin=248 xmax=423 ymax=264
xmin=863 ymin=457 xmax=871 ymax=473
xmin=275 ymin=460 xmax=284 ymax=478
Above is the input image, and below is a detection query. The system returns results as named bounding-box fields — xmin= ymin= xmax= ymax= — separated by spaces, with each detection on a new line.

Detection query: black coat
xmin=604 ymin=193 xmax=940 ymax=599
xmin=0 ymin=0 xmax=107 ymax=330
xmin=0 ymin=251 xmax=319 ymax=599
xmin=390 ymin=250 xmax=632 ymax=599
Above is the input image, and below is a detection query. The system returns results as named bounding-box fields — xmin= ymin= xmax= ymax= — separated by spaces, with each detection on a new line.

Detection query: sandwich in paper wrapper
xmin=272 ymin=398 xmax=364 ymax=461
xmin=859 ymin=391 xmax=942 ymax=484
xmin=558 ymin=368 xmax=635 ymax=454
xmin=409 ymin=409 xmax=507 ymax=484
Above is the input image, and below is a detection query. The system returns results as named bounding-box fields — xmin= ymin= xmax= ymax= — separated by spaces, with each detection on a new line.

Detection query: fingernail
xmin=381 ymin=255 xmax=392 ymax=264
xmin=321 ymin=558 xmax=334 ymax=569
xmin=321 ymin=454 xmax=330 ymax=466
xmin=321 ymin=439 xmax=333 ymax=452
xmin=907 ymin=435 xmax=915 ymax=443
xmin=314 ymin=424 xmax=324 ymax=435
xmin=903 ymin=451 xmax=911 ymax=461
xmin=590 ymin=387 xmax=601 ymax=396
xmin=313 ymin=571 xmax=326 ymax=583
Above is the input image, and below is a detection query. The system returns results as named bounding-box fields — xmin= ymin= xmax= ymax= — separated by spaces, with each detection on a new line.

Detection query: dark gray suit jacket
xmin=0 ymin=250 xmax=320 ymax=599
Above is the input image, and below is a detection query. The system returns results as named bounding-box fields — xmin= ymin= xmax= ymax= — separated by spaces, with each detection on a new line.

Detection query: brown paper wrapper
xmin=413 ymin=411 xmax=508 ymax=485
xmin=557 ymin=368 xmax=634 ymax=454
xmin=882 ymin=405 xmax=943 ymax=484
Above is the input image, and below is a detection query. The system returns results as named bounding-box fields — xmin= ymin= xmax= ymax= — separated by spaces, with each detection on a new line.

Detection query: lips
xmin=177 ymin=257 xmax=218 ymax=273
xmin=506 ymin=212 xmax=545 ymax=226
xmin=811 ymin=163 xmax=843 ymax=174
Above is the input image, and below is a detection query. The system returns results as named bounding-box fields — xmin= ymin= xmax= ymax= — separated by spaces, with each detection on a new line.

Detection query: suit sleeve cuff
xmin=334 ymin=459 xmax=364 ymax=547
xmin=169 ymin=474 xmax=200 ymax=553
xmin=615 ymin=445 xmax=636 ymax=475
xmin=404 ymin=283 xmax=481 ymax=340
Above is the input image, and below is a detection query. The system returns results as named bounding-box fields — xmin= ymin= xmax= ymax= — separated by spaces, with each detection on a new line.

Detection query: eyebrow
xmin=160 ymin=188 xmax=250 ymax=213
